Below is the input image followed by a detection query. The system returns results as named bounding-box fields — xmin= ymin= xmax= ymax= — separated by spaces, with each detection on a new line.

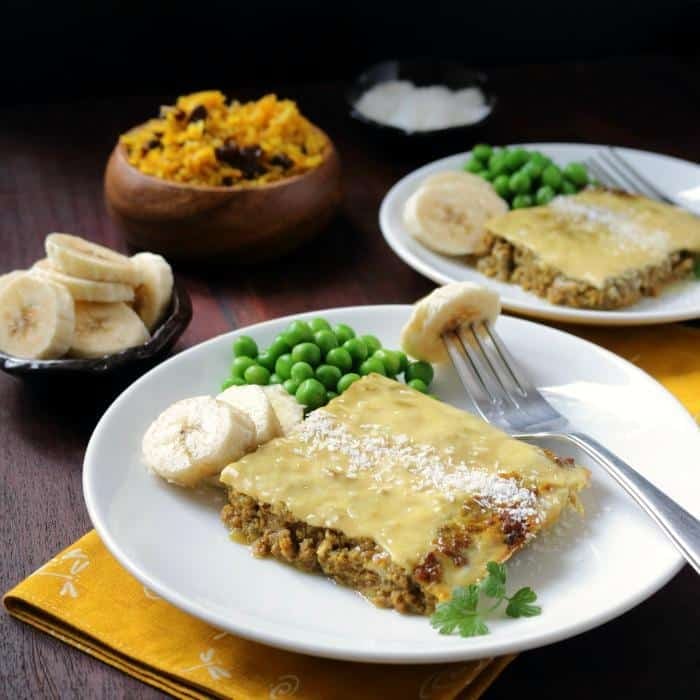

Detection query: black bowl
xmin=0 ymin=277 xmax=192 ymax=384
xmin=346 ymin=59 xmax=496 ymax=150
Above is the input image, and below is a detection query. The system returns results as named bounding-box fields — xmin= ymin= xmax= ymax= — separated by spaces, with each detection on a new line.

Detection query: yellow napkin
xmin=573 ymin=324 xmax=700 ymax=421
xmin=4 ymin=323 xmax=699 ymax=699
xmin=4 ymin=530 xmax=513 ymax=699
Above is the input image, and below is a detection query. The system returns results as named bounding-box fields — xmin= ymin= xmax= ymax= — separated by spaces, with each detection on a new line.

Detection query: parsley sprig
xmin=430 ymin=561 xmax=541 ymax=637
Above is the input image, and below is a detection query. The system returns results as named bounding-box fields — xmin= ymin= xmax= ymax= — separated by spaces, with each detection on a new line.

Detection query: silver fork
xmin=585 ymin=147 xmax=673 ymax=203
xmin=443 ymin=320 xmax=700 ymax=575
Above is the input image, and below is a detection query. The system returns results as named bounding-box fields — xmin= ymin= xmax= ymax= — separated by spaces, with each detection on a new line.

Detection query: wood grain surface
xmin=1 ymin=56 xmax=699 ymax=699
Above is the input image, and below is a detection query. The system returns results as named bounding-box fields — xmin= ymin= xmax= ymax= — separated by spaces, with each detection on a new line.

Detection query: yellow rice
xmin=120 ymin=91 xmax=328 ymax=187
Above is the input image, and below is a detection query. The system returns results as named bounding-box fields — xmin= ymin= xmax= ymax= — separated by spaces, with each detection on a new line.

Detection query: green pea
xmin=283 ymin=320 xmax=313 ymax=346
xmin=492 ymin=174 xmax=510 ymax=198
xmin=315 ymin=364 xmax=342 ymax=390
xmin=505 ymin=148 xmax=528 ymax=173
xmin=512 ymin=194 xmax=533 ymax=209
xmin=509 ymin=171 xmax=532 ymax=195
xmin=232 ymin=335 xmax=258 ymax=359
xmin=563 ymin=162 xmax=589 ymax=187
xmin=472 ymin=144 xmax=493 ymax=162
xmin=337 ymin=372 xmax=361 ymax=393
xmin=290 ymin=361 xmax=314 ymax=382
xmin=283 ymin=378 xmax=300 ymax=395
xmin=275 ymin=353 xmax=294 ymax=380
xmin=405 ymin=360 xmax=434 ymax=385
xmin=291 ymin=342 xmax=321 ymax=367
xmin=326 ymin=391 xmax=338 ymax=402
xmin=333 ymin=323 xmax=356 ymax=345
xmin=267 ymin=337 xmax=291 ymax=360
xmin=313 ymin=329 xmax=338 ymax=355
xmin=521 ymin=160 xmax=544 ymax=180
xmin=269 ymin=373 xmax=282 ymax=384
xmin=488 ymin=153 xmax=508 ymax=177
xmin=395 ymin=350 xmax=409 ymax=374
xmin=231 ymin=356 xmax=256 ymax=378
xmin=361 ymin=334 xmax=382 ymax=355
xmin=477 ymin=170 xmax=494 ymax=181
xmin=308 ymin=317 xmax=331 ymax=332
xmin=359 ymin=357 xmax=386 ymax=376
xmin=561 ymin=178 xmax=578 ymax=195
xmin=535 ymin=185 xmax=556 ymax=206
xmin=408 ymin=378 xmax=429 ymax=393
xmin=372 ymin=349 xmax=400 ymax=376
xmin=256 ymin=351 xmax=276 ymax=372
xmin=464 ymin=157 xmax=483 ymax=173
xmin=244 ymin=364 xmax=270 ymax=385
xmin=325 ymin=347 xmax=353 ymax=373
xmin=530 ymin=152 xmax=549 ymax=169
xmin=541 ymin=165 xmax=563 ymax=190
xmin=221 ymin=376 xmax=246 ymax=391
xmin=343 ymin=337 xmax=368 ymax=365
xmin=296 ymin=378 xmax=326 ymax=409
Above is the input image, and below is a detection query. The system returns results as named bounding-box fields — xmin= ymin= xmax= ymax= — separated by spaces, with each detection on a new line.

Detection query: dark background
xmin=2 ymin=0 xmax=699 ymax=103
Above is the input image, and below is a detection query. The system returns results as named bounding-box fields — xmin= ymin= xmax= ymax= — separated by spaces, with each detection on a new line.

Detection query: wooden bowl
xmin=104 ymin=130 xmax=342 ymax=263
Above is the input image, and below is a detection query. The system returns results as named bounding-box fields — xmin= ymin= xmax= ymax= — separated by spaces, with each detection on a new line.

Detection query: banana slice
xmin=142 ymin=396 xmax=257 ymax=487
xmin=217 ymin=384 xmax=282 ymax=445
xmin=262 ymin=384 xmax=304 ymax=435
xmin=31 ymin=259 xmax=135 ymax=303
xmin=131 ymin=252 xmax=174 ymax=330
xmin=400 ymin=282 xmax=500 ymax=363
xmin=69 ymin=301 xmax=149 ymax=358
xmin=0 ymin=273 xmax=75 ymax=359
xmin=0 ymin=270 xmax=26 ymax=294
xmin=46 ymin=233 xmax=136 ymax=285
xmin=403 ymin=172 xmax=507 ymax=255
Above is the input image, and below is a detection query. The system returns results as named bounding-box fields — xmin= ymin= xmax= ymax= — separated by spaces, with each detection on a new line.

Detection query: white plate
xmin=380 ymin=144 xmax=700 ymax=325
xmin=83 ymin=306 xmax=700 ymax=664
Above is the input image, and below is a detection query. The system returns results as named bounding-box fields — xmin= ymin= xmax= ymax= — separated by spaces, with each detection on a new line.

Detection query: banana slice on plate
xmin=131 ymin=252 xmax=174 ymax=331
xmin=262 ymin=384 xmax=304 ymax=435
xmin=401 ymin=281 xmax=501 ymax=363
xmin=0 ymin=273 xmax=75 ymax=359
xmin=46 ymin=233 xmax=136 ymax=285
xmin=403 ymin=171 xmax=507 ymax=255
xmin=217 ymin=384 xmax=282 ymax=444
xmin=31 ymin=258 xmax=134 ymax=303
xmin=142 ymin=396 xmax=257 ymax=487
xmin=69 ymin=301 xmax=150 ymax=358
xmin=0 ymin=270 xmax=26 ymax=294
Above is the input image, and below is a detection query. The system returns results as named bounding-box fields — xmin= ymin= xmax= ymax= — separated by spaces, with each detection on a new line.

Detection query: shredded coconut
xmin=354 ymin=80 xmax=490 ymax=132
xmin=549 ymin=196 xmax=669 ymax=253
xmin=293 ymin=410 xmax=541 ymax=526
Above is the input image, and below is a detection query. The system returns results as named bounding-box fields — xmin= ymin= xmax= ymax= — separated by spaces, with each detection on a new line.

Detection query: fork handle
xmin=524 ymin=431 xmax=700 ymax=575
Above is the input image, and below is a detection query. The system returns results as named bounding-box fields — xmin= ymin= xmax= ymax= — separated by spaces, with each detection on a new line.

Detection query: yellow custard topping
xmin=486 ymin=189 xmax=700 ymax=288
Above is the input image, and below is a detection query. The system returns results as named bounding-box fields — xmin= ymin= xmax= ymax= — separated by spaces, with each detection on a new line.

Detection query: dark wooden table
xmin=1 ymin=56 xmax=699 ymax=699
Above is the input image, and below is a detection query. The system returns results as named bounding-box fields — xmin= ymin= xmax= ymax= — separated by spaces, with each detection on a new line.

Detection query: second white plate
xmin=380 ymin=143 xmax=700 ymax=325
xmin=83 ymin=306 xmax=699 ymax=664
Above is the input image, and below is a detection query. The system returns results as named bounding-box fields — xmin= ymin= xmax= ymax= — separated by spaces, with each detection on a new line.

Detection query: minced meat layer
xmin=221 ymin=489 xmax=436 ymax=614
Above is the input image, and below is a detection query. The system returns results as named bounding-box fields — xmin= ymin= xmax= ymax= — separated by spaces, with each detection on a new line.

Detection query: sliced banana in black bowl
xmin=0 ymin=234 xmax=191 ymax=382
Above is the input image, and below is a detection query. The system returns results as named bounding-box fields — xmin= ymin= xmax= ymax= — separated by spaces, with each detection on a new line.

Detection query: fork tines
xmin=442 ymin=321 xmax=562 ymax=431
xmin=585 ymin=148 xmax=671 ymax=203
